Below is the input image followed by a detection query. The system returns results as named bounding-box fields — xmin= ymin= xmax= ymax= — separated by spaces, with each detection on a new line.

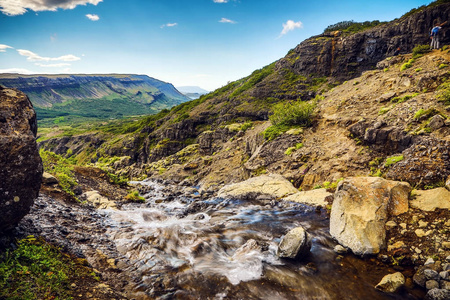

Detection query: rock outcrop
xmin=329 ymin=177 xmax=411 ymax=255
xmin=0 ymin=87 xmax=43 ymax=232
xmin=217 ymin=174 xmax=299 ymax=201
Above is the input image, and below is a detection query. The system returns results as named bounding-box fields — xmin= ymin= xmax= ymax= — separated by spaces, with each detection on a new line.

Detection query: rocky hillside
xmin=38 ymin=1 xmax=450 ymax=192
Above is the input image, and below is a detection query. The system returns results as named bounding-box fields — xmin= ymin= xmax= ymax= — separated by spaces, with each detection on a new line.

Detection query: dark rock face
xmin=277 ymin=3 xmax=450 ymax=81
xmin=0 ymin=87 xmax=43 ymax=232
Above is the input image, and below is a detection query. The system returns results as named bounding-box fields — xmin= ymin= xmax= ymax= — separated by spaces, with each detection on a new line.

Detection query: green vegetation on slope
xmin=323 ymin=20 xmax=386 ymax=34
xmin=0 ymin=236 xmax=95 ymax=300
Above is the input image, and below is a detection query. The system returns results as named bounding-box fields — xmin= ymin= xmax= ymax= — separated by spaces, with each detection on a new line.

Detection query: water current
xmin=100 ymin=180 xmax=422 ymax=299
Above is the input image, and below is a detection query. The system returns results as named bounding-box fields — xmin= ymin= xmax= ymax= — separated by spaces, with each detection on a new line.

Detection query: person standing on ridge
xmin=430 ymin=21 xmax=448 ymax=49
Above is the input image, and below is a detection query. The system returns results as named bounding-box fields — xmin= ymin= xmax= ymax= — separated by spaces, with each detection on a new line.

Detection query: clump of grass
xmin=439 ymin=63 xmax=448 ymax=69
xmin=391 ymin=93 xmax=419 ymax=103
xmin=269 ymin=100 xmax=317 ymax=127
xmin=378 ymin=106 xmax=391 ymax=115
xmin=384 ymin=155 xmax=404 ymax=167
xmin=285 ymin=143 xmax=304 ymax=155
xmin=413 ymin=108 xmax=439 ymax=120
xmin=437 ymin=82 xmax=450 ymax=105
xmin=40 ymin=150 xmax=78 ymax=198
xmin=0 ymin=236 xmax=91 ymax=300
xmin=412 ymin=44 xmax=430 ymax=59
xmin=264 ymin=99 xmax=317 ymax=141
xmin=125 ymin=190 xmax=145 ymax=202
xmin=400 ymin=59 xmax=415 ymax=71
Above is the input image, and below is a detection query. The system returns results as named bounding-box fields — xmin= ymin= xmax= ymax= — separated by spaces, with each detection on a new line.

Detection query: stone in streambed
xmin=375 ymin=272 xmax=405 ymax=293
xmin=277 ymin=226 xmax=311 ymax=260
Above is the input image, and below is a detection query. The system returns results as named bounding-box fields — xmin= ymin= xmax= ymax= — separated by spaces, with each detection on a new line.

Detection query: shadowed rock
xmin=0 ymin=87 xmax=43 ymax=232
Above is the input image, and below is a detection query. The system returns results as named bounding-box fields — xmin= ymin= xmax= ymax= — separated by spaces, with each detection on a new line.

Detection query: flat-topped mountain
xmin=0 ymin=74 xmax=190 ymax=122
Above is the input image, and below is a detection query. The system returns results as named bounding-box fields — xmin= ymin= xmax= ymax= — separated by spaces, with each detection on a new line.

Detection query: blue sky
xmin=0 ymin=0 xmax=431 ymax=91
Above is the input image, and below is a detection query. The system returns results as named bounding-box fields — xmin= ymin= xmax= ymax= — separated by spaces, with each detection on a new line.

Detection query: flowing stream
xmin=99 ymin=180 xmax=421 ymax=299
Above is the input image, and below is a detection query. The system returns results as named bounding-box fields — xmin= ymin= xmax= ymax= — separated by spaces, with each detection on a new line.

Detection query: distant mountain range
xmin=0 ymin=74 xmax=190 ymax=122
xmin=176 ymin=86 xmax=209 ymax=99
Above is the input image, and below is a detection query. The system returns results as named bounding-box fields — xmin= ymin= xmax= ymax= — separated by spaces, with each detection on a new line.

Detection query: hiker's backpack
xmin=431 ymin=26 xmax=440 ymax=36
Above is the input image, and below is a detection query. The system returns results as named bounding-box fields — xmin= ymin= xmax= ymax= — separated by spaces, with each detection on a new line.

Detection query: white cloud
xmin=280 ymin=20 xmax=303 ymax=37
xmin=86 ymin=13 xmax=99 ymax=21
xmin=213 ymin=0 xmax=228 ymax=3
xmin=35 ymin=63 xmax=71 ymax=68
xmin=0 ymin=44 xmax=13 ymax=52
xmin=0 ymin=0 xmax=103 ymax=16
xmin=0 ymin=68 xmax=35 ymax=74
xmin=160 ymin=22 xmax=178 ymax=28
xmin=219 ymin=18 xmax=236 ymax=24
xmin=17 ymin=49 xmax=81 ymax=62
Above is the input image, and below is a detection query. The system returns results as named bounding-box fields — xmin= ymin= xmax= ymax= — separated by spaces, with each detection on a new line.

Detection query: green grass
xmin=400 ymin=59 xmax=415 ymax=71
xmin=323 ymin=20 xmax=385 ymax=34
xmin=0 ymin=236 xmax=92 ymax=300
xmin=40 ymin=150 xmax=78 ymax=198
xmin=269 ymin=99 xmax=316 ymax=127
xmin=230 ymin=63 xmax=275 ymax=98
xmin=385 ymin=155 xmax=404 ymax=167
xmin=412 ymin=44 xmax=430 ymax=59
xmin=125 ymin=190 xmax=145 ymax=202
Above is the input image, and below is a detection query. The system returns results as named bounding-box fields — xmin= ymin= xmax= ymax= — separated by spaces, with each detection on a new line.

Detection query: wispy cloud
xmin=0 ymin=68 xmax=35 ymax=74
xmin=17 ymin=49 xmax=81 ymax=62
xmin=0 ymin=44 xmax=13 ymax=52
xmin=0 ymin=0 xmax=103 ymax=16
xmin=160 ymin=22 xmax=178 ymax=28
xmin=219 ymin=18 xmax=236 ymax=24
xmin=86 ymin=13 xmax=99 ymax=21
xmin=50 ymin=33 xmax=58 ymax=42
xmin=35 ymin=63 xmax=71 ymax=68
xmin=279 ymin=20 xmax=303 ymax=37
xmin=213 ymin=0 xmax=228 ymax=3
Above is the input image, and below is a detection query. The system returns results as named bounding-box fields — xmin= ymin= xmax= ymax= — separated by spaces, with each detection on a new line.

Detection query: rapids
xmin=12 ymin=179 xmax=424 ymax=299
xmin=100 ymin=180 xmax=421 ymax=299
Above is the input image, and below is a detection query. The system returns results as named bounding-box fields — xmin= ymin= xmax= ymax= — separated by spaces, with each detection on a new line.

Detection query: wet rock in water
xmin=233 ymin=239 xmax=261 ymax=260
xmin=277 ymin=226 xmax=311 ymax=260
xmin=375 ymin=272 xmax=405 ymax=293
xmin=410 ymin=188 xmax=450 ymax=211
xmin=217 ymin=174 xmax=299 ymax=201
xmin=425 ymin=289 xmax=450 ymax=300
xmin=0 ymin=87 xmax=43 ymax=232
xmin=329 ymin=177 xmax=410 ymax=255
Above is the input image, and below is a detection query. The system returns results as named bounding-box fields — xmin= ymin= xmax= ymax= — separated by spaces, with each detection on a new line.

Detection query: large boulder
xmin=0 ymin=87 xmax=42 ymax=232
xmin=217 ymin=174 xmax=299 ymax=200
xmin=329 ymin=177 xmax=411 ymax=255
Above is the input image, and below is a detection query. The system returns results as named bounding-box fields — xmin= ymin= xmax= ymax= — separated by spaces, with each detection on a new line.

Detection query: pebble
xmin=424 ymin=269 xmax=440 ymax=281
xmin=425 ymin=258 xmax=436 ymax=266
xmin=426 ymin=280 xmax=440 ymax=290
xmin=385 ymin=221 xmax=397 ymax=229
xmin=419 ymin=220 xmax=429 ymax=228
xmin=399 ymin=223 xmax=407 ymax=229
xmin=439 ymin=271 xmax=449 ymax=281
